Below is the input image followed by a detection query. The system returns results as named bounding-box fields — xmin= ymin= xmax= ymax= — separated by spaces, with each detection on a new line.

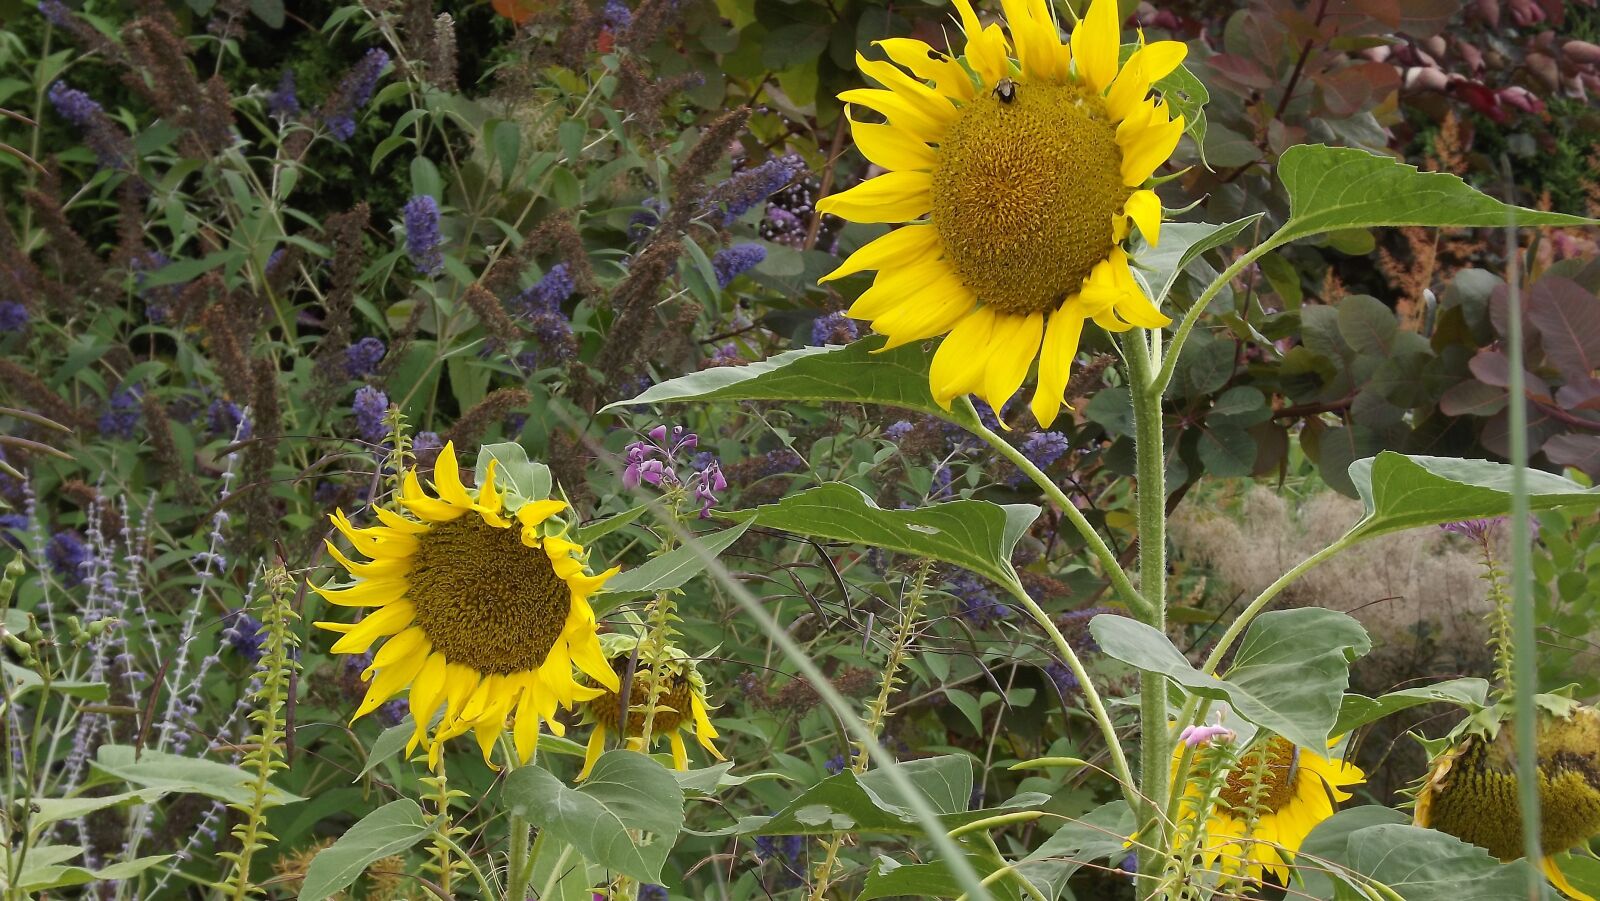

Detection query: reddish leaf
xmin=1544 ymin=434 xmax=1600 ymax=475
xmin=1439 ymin=380 xmax=1507 ymax=417
xmin=1467 ymin=350 xmax=1553 ymax=400
xmin=1557 ymin=378 xmax=1600 ymax=411
xmin=1315 ymin=62 xmax=1401 ymax=118
xmin=492 ymin=0 xmax=545 ymax=25
xmin=1349 ymin=0 xmax=1466 ymax=37
xmin=1527 ymin=276 xmax=1600 ymax=384
xmin=1206 ymin=54 xmax=1278 ymax=90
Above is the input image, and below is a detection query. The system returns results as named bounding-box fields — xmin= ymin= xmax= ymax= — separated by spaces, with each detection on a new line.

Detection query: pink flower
xmin=1179 ymin=724 xmax=1235 ymax=747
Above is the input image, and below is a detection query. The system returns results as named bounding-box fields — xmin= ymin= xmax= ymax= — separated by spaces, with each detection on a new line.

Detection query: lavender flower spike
xmin=403 ymin=195 xmax=444 ymax=276
xmin=712 ymin=243 xmax=766 ymax=288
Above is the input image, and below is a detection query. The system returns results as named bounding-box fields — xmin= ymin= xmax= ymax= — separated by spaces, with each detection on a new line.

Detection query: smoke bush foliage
xmin=1 ymin=1 xmax=1598 ymax=900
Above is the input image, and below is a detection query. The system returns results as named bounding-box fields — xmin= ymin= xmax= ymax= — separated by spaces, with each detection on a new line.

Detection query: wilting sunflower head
xmin=1414 ymin=706 xmax=1600 ymax=864
xmin=314 ymin=441 xmax=620 ymax=769
xmin=1174 ymin=735 xmax=1365 ymax=883
xmin=576 ymin=632 xmax=723 ymax=778
xmin=817 ymin=0 xmax=1187 ymax=427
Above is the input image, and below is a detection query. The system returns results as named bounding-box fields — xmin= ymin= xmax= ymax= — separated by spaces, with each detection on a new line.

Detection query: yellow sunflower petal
xmin=513 ymin=680 xmax=544 ymax=764
xmin=837 ymin=89 xmax=949 ymax=144
xmin=872 ymin=274 xmax=979 ymax=350
xmin=476 ymin=458 xmax=504 ymax=514
xmin=849 ymin=116 xmax=939 ymax=172
xmin=1071 ymin=0 xmax=1121 ymax=93
xmin=410 ymin=652 xmax=448 ymax=730
xmin=566 ymin=564 xmax=620 ymax=599
xmin=981 ymin=311 xmax=1044 ymax=415
xmin=373 ymin=507 xmax=429 ymax=535
xmin=355 ymin=649 xmax=426 ymax=720
xmin=929 ymin=306 xmax=1000 ymax=406
xmin=578 ymin=721 xmax=607 ymax=780
xmin=315 ymin=578 xmax=407 ymax=608
xmin=1030 ymin=307 xmax=1087 ymax=428
xmin=821 ymin=224 xmax=940 ymax=282
xmin=669 ymin=731 xmax=689 ymax=771
xmin=323 ymin=539 xmax=409 ymax=580
xmin=1545 ymin=856 xmax=1598 ymax=901
xmin=874 ymin=38 xmax=975 ymax=101
xmin=431 ymin=442 xmax=475 ymax=509
xmin=330 ymin=600 xmax=416 ymax=654
xmin=473 ymin=712 xmax=503 ymax=768
xmin=515 ymin=498 xmax=567 ymax=533
xmin=1120 ymin=102 xmax=1185 ymax=186
xmin=569 ymin=630 xmax=620 ymax=692
xmin=371 ymin=625 xmax=428 ymax=671
xmin=444 ymin=663 xmax=481 ymax=722
xmin=1125 ymin=189 xmax=1162 ymax=245
xmin=330 ymin=510 xmax=419 ymax=558
xmin=400 ymin=471 xmax=465 ymax=523
xmin=1104 ymin=55 xmax=1152 ymax=124
xmin=1001 ymin=0 xmax=1061 ymax=83
xmin=814 ymin=170 xmax=933 ymax=224
xmin=855 ymin=54 xmax=959 ymax=127
xmin=845 ymin=256 xmax=950 ymax=320
xmin=692 ymin=694 xmax=726 ymax=757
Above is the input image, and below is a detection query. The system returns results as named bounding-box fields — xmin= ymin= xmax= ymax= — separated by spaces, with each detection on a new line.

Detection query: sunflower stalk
xmin=1126 ymin=333 xmax=1173 ymax=896
xmin=217 ymin=565 xmax=300 ymax=900
xmin=810 ymin=558 xmax=933 ymax=901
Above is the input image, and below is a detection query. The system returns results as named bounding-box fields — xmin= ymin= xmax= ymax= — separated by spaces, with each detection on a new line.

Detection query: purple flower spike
xmin=403 ymin=195 xmax=444 ymax=276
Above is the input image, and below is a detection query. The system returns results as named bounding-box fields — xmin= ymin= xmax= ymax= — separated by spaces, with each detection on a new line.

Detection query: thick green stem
xmin=501 ymin=736 xmax=534 ymax=901
xmin=1124 ymin=337 xmax=1170 ymax=898
xmin=961 ymin=399 xmax=1149 ymax=618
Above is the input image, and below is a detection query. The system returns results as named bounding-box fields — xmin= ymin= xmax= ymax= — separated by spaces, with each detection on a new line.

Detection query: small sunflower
xmin=577 ymin=633 xmax=724 ymax=778
xmin=314 ymin=441 xmax=620 ymax=768
xmin=816 ymin=0 xmax=1187 ymax=427
xmin=1175 ymin=736 xmax=1365 ymax=884
xmin=1414 ymin=705 xmax=1600 ymax=900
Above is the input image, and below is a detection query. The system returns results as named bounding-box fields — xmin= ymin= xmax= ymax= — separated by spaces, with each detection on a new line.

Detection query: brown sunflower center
xmin=406 ymin=513 xmax=570 ymax=675
xmin=1215 ymin=737 xmax=1299 ymax=815
xmin=1422 ymin=724 xmax=1600 ymax=860
xmin=930 ymin=82 xmax=1130 ymax=316
xmin=589 ymin=659 xmax=692 ymax=736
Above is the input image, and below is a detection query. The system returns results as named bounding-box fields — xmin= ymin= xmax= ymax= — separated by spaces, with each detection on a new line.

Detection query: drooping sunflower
xmin=1414 ymin=705 xmax=1600 ymax=900
xmin=816 ymin=0 xmax=1187 ymax=427
xmin=1175 ymin=736 xmax=1365 ymax=883
xmin=576 ymin=633 xmax=723 ymax=779
xmin=314 ymin=442 xmax=620 ymax=768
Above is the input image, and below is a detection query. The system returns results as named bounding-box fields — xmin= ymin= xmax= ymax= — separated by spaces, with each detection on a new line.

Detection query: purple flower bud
xmin=810 ymin=311 xmax=858 ymax=346
xmin=403 ymin=196 xmax=444 ymax=276
xmin=98 ymin=387 xmax=142 ymax=440
xmin=0 ymin=301 xmax=29 ymax=333
xmin=1178 ymin=723 xmax=1236 ymax=747
xmin=352 ymin=385 xmax=390 ymax=445
xmin=323 ymin=49 xmax=389 ymax=141
xmin=267 ymin=68 xmax=300 ymax=119
xmin=47 ymin=530 xmax=87 ymax=586
xmin=344 ymin=337 xmax=387 ymax=378
xmin=712 ymin=243 xmax=766 ymax=288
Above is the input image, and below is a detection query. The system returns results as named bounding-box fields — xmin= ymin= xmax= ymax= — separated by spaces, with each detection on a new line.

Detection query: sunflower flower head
xmin=1174 ymin=734 xmax=1364 ymax=884
xmin=313 ymin=441 xmax=620 ymax=769
xmin=1413 ymin=705 xmax=1600 ymax=900
xmin=817 ymin=0 xmax=1187 ymax=427
xmin=576 ymin=632 xmax=724 ymax=779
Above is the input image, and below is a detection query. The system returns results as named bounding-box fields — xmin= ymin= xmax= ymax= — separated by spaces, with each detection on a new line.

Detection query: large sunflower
xmin=1414 ymin=706 xmax=1600 ymax=900
xmin=575 ymin=633 xmax=724 ymax=778
xmin=816 ymin=0 xmax=1186 ymax=426
xmin=1175 ymin=736 xmax=1365 ymax=884
xmin=314 ymin=442 xmax=620 ymax=768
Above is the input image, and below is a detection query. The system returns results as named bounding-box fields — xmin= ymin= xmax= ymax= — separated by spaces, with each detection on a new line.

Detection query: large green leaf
xmin=27 ymin=789 xmax=169 ymax=838
xmin=595 ymin=521 xmax=752 ymax=608
xmin=1298 ymin=807 xmax=1549 ymax=900
xmin=1344 ymin=452 xmax=1600 ymax=543
xmin=600 ymin=340 xmax=973 ymax=426
xmin=738 ymin=483 xmax=1036 ymax=589
xmin=4 ymin=848 xmax=170 ymax=893
xmin=526 ymin=836 xmax=597 ymax=901
xmin=1016 ymin=800 xmax=1134 ymax=892
xmin=1274 ymin=145 xmax=1593 ymax=247
xmin=2 ymin=661 xmax=109 ymax=702
xmin=1334 ymin=678 xmax=1490 ymax=735
xmin=1091 ymin=609 xmax=1370 ymax=750
xmin=90 ymin=745 xmax=304 ymax=807
xmin=299 ymin=800 xmax=433 ymax=901
xmin=721 ymin=756 xmax=1047 ymax=838
xmin=1134 ymin=215 xmax=1262 ymax=307
xmin=502 ymin=750 xmax=685 ymax=883
xmin=474 ymin=441 xmax=552 ymax=506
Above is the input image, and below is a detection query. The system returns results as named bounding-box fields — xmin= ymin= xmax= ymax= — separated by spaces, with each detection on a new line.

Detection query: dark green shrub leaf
xmin=299 ymin=800 xmax=432 ymax=901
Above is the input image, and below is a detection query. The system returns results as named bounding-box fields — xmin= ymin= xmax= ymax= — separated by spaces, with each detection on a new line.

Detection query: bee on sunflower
xmin=1413 ymin=703 xmax=1600 ymax=901
xmin=314 ymin=442 xmax=620 ymax=768
xmin=576 ymin=633 xmax=723 ymax=779
xmin=816 ymin=0 xmax=1188 ymax=426
xmin=1173 ymin=733 xmax=1365 ymax=885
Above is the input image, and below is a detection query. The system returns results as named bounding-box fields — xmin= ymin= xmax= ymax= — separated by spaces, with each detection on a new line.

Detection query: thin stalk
xmin=1125 ymin=335 xmax=1170 ymax=897
xmin=1501 ymin=186 xmax=1542 ymax=896
xmin=1151 ymin=239 xmax=1281 ymax=398
xmin=960 ymin=399 xmax=1148 ymax=618
xmin=501 ymin=735 xmax=535 ymax=901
